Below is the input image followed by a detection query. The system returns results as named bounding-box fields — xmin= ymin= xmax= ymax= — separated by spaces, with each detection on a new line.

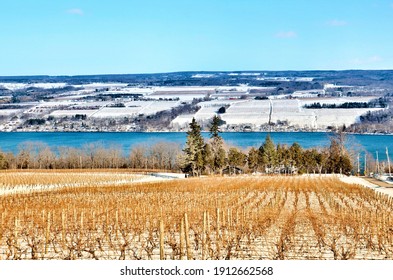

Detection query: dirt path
xmin=363 ymin=177 xmax=393 ymax=188
xmin=339 ymin=176 xmax=393 ymax=198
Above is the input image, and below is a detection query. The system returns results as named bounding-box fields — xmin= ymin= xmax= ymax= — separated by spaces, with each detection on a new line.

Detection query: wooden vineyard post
xmin=207 ymin=212 xmax=211 ymax=233
xmin=73 ymin=207 xmax=77 ymax=225
xmin=0 ymin=212 xmax=3 ymax=246
xmin=184 ymin=213 xmax=191 ymax=260
xmin=228 ymin=208 xmax=232 ymax=229
xmin=222 ymin=209 xmax=225 ymax=228
xmin=202 ymin=211 xmax=207 ymax=260
xmin=207 ymin=211 xmax=211 ymax=259
xmin=180 ymin=217 xmax=185 ymax=260
xmin=92 ymin=211 xmax=96 ymax=230
xmin=14 ymin=217 xmax=18 ymax=260
xmin=105 ymin=210 xmax=110 ymax=243
xmin=80 ymin=211 xmax=84 ymax=232
xmin=115 ymin=210 xmax=119 ymax=239
xmin=216 ymin=208 xmax=220 ymax=234
xmin=159 ymin=220 xmax=165 ymax=260
xmin=242 ymin=206 xmax=246 ymax=224
xmin=45 ymin=212 xmax=51 ymax=255
xmin=61 ymin=210 xmax=66 ymax=248
xmin=216 ymin=208 xmax=220 ymax=259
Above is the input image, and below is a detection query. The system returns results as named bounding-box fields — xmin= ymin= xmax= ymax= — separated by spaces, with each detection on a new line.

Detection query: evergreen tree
xmin=289 ymin=142 xmax=304 ymax=173
xmin=247 ymin=147 xmax=259 ymax=172
xmin=209 ymin=115 xmax=226 ymax=173
xmin=202 ymin=143 xmax=214 ymax=174
xmin=209 ymin=115 xmax=221 ymax=138
xmin=215 ymin=147 xmax=227 ymax=173
xmin=303 ymin=149 xmax=319 ymax=174
xmin=258 ymin=134 xmax=277 ymax=173
xmin=183 ymin=118 xmax=205 ymax=176
xmin=276 ymin=144 xmax=289 ymax=169
xmin=228 ymin=147 xmax=247 ymax=167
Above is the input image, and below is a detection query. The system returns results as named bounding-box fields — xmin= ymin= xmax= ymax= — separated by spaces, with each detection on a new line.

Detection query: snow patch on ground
xmin=0 ymin=173 xmax=182 ymax=196
xmin=339 ymin=176 xmax=393 ymax=197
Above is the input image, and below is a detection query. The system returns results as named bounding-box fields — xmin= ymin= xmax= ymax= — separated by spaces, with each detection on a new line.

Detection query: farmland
xmin=1 ymin=171 xmax=393 ymax=260
xmin=2 ymin=70 xmax=393 ymax=133
xmin=172 ymin=97 xmax=383 ymax=130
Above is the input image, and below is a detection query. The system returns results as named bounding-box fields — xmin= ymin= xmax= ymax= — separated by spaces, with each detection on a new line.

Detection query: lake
xmin=0 ymin=132 xmax=392 ymax=160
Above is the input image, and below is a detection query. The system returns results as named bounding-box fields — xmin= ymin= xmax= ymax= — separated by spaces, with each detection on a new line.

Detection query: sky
xmin=1 ymin=0 xmax=393 ymax=75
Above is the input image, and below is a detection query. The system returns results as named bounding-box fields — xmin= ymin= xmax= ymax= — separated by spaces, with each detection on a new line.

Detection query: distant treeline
xmin=304 ymin=98 xmax=388 ymax=109
xmin=345 ymin=95 xmax=393 ymax=133
xmin=346 ymin=108 xmax=393 ymax=134
xmin=2 ymin=70 xmax=393 ymax=87
xmin=0 ymin=142 xmax=181 ymax=171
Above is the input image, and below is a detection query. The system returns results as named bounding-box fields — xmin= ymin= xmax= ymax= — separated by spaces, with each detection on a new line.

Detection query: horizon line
xmin=1 ymin=68 xmax=393 ymax=78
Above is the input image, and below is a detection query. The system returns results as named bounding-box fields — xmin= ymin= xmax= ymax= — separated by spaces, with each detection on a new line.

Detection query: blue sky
xmin=1 ymin=0 xmax=393 ymax=75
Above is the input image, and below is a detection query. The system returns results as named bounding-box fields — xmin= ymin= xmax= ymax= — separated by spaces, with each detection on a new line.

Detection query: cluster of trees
xmin=181 ymin=117 xmax=353 ymax=176
xmin=1 ymin=116 xmax=354 ymax=175
xmin=9 ymin=86 xmax=78 ymax=103
xmin=304 ymin=100 xmax=387 ymax=109
xmin=0 ymin=142 xmax=181 ymax=170
xmin=25 ymin=119 xmax=46 ymax=126
xmin=343 ymin=94 xmax=393 ymax=133
xmin=347 ymin=107 xmax=393 ymax=134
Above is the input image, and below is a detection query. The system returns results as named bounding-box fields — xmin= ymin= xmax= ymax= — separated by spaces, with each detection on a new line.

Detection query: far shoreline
xmin=1 ymin=130 xmax=393 ymax=136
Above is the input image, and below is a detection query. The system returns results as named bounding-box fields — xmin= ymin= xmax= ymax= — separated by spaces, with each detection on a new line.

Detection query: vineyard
xmin=1 ymin=171 xmax=393 ymax=260
xmin=0 ymin=169 xmax=165 ymax=195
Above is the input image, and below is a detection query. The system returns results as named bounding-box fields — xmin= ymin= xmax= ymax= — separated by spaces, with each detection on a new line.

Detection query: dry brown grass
xmin=0 ymin=171 xmax=393 ymax=260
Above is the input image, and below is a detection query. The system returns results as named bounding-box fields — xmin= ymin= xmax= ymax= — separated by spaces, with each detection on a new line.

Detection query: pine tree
xmin=247 ymin=147 xmax=259 ymax=172
xmin=216 ymin=146 xmax=227 ymax=173
xmin=183 ymin=118 xmax=205 ymax=176
xmin=303 ymin=148 xmax=319 ymax=174
xmin=203 ymin=143 xmax=214 ymax=174
xmin=258 ymin=134 xmax=277 ymax=173
xmin=228 ymin=148 xmax=247 ymax=167
xmin=276 ymin=144 xmax=290 ymax=174
xmin=289 ymin=142 xmax=304 ymax=173
xmin=210 ymin=115 xmax=222 ymax=138
xmin=209 ymin=115 xmax=226 ymax=173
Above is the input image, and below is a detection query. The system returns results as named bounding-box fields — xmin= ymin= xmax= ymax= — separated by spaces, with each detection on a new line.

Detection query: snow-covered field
xmin=0 ymin=109 xmax=22 ymax=116
xmin=193 ymin=106 xmax=221 ymax=121
xmin=0 ymin=172 xmax=182 ymax=196
xmin=0 ymin=82 xmax=69 ymax=90
xmin=81 ymin=83 xmax=128 ymax=89
xmin=91 ymin=101 xmax=180 ymax=118
xmin=49 ymin=100 xmax=181 ymax=118
xmin=171 ymin=114 xmax=196 ymax=128
xmin=223 ymin=100 xmax=271 ymax=124
xmin=184 ymin=98 xmax=385 ymax=129
xmin=50 ymin=110 xmax=98 ymax=117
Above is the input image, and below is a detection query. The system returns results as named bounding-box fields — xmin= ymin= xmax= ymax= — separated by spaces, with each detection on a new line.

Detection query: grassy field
xmin=1 ymin=171 xmax=393 ymax=260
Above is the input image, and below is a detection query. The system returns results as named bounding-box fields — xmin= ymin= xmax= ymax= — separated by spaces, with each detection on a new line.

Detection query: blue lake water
xmin=0 ymin=132 xmax=392 ymax=160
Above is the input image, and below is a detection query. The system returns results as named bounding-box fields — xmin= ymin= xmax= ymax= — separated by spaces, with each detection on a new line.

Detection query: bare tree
xmin=37 ymin=146 xmax=56 ymax=169
xmin=58 ymin=147 xmax=82 ymax=169
xmin=130 ymin=145 xmax=148 ymax=169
